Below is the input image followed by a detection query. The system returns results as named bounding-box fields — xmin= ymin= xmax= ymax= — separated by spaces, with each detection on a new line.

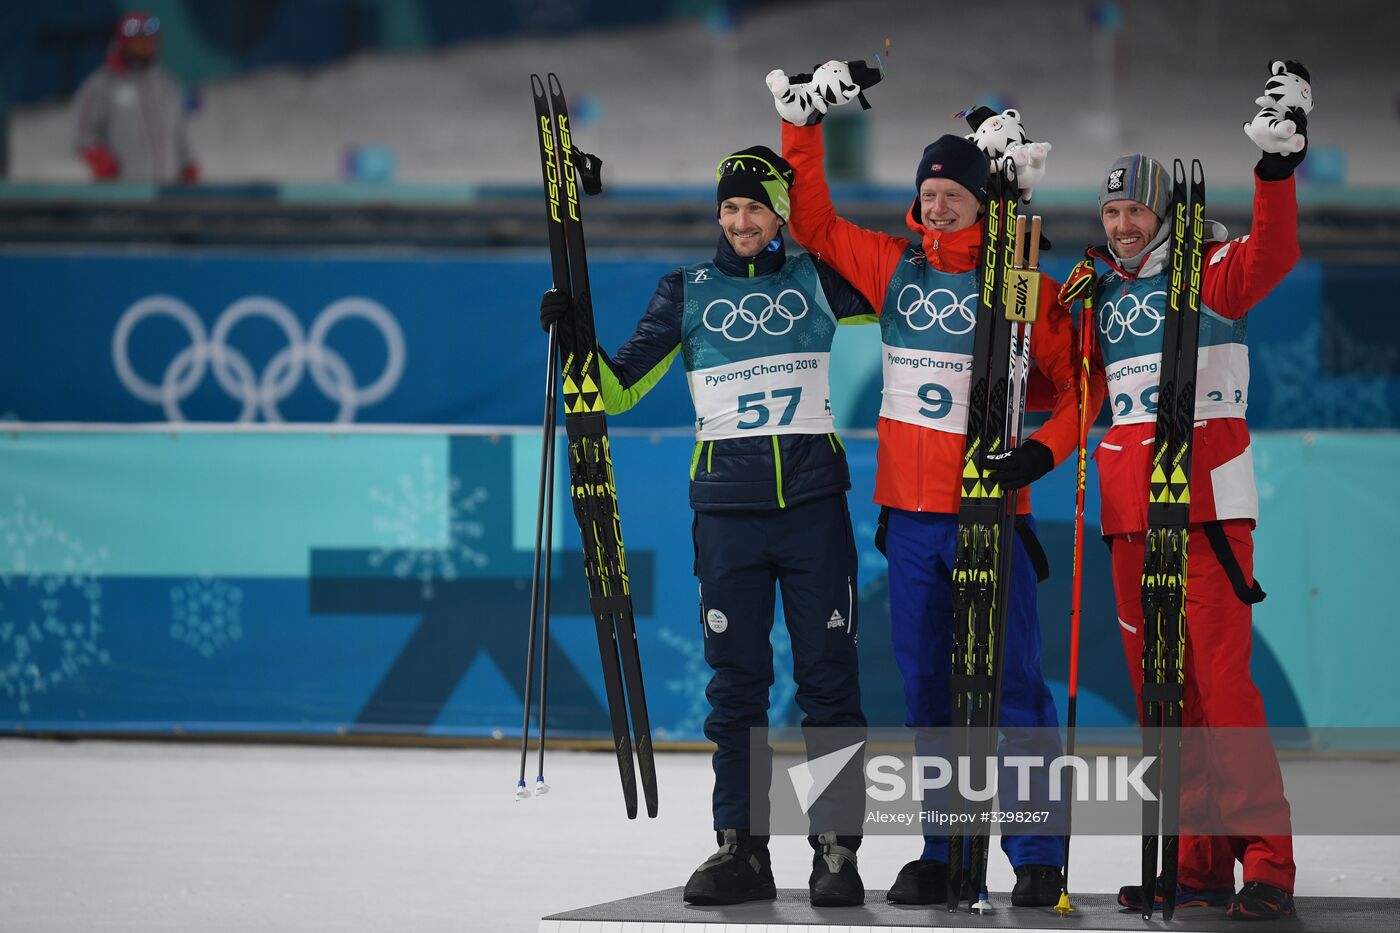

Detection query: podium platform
xmin=542 ymin=888 xmax=1386 ymax=932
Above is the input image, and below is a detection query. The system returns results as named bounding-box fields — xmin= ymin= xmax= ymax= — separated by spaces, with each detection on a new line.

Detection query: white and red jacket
xmin=1088 ymin=174 xmax=1300 ymax=536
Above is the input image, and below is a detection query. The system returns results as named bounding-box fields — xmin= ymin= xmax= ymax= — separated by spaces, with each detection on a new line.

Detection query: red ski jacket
xmin=782 ymin=121 xmax=1088 ymax=515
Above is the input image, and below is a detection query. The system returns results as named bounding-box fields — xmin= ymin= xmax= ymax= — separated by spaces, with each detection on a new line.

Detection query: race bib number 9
xmin=879 ymin=346 xmax=973 ymax=433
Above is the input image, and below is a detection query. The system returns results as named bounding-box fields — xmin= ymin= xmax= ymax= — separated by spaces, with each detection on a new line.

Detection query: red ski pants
xmin=1111 ymin=519 xmax=1295 ymax=893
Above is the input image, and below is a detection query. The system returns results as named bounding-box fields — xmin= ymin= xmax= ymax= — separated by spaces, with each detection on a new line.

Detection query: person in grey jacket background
xmin=74 ymin=10 xmax=199 ymax=184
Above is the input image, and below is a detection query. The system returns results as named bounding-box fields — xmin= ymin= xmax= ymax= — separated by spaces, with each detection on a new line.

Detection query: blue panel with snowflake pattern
xmin=0 ymin=428 xmax=1384 ymax=736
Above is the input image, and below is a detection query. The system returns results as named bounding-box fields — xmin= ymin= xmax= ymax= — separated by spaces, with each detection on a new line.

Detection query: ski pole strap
xmin=1202 ymin=521 xmax=1267 ymax=605
xmin=1014 ymin=516 xmax=1051 ymax=583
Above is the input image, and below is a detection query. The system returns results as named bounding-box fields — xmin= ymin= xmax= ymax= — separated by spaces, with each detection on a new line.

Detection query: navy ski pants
xmin=885 ymin=509 xmax=1064 ymax=869
xmin=696 ymin=493 xmax=865 ymax=832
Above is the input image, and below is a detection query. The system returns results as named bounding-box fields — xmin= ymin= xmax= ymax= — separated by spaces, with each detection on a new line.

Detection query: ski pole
xmin=517 ymin=321 xmax=561 ymax=801
xmin=534 ymin=327 xmax=559 ymax=797
xmin=1056 ymin=257 xmax=1097 ymax=915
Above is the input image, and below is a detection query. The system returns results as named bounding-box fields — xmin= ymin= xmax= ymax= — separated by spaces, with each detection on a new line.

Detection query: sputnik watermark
xmin=760 ymin=726 xmax=1386 ymax=837
xmin=785 ymin=743 xmax=1156 ymax=808
xmin=787 ymin=741 xmax=866 ymax=815
xmin=866 ymin=753 xmax=1157 ymax=803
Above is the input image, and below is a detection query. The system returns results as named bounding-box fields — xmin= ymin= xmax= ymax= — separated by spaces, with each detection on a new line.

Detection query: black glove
xmin=874 ymin=505 xmax=890 ymax=558
xmin=1256 ymin=108 xmax=1308 ymax=181
xmin=539 ymin=289 xmax=570 ymax=333
xmin=985 ymin=439 xmax=1054 ymax=490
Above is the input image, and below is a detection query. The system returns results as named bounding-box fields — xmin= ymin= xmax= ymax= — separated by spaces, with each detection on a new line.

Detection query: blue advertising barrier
xmin=1 ymin=426 xmax=1392 ymax=740
xmin=2 ymin=252 xmax=677 ymax=427
xmin=2 ymin=252 xmax=1398 ymax=431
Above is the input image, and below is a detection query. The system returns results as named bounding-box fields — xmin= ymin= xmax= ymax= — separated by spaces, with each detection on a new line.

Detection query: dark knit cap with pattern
xmin=914 ymin=134 xmax=991 ymax=203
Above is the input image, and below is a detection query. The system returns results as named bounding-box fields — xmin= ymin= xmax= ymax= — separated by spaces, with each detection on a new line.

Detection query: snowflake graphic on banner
xmin=169 ymin=576 xmax=244 ymax=658
xmin=0 ymin=496 xmax=109 ymax=714
xmin=1257 ymin=320 xmax=1397 ymax=428
xmin=369 ymin=455 xmax=487 ymax=599
xmin=656 ymin=611 xmax=796 ymax=739
xmin=656 ymin=623 xmax=712 ymax=737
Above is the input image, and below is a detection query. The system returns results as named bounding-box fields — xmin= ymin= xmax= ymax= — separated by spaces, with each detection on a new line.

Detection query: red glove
xmin=82 ymin=146 xmax=119 ymax=180
xmin=180 ymin=162 xmax=201 ymax=184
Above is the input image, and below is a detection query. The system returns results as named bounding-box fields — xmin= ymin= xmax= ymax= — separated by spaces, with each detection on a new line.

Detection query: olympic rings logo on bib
xmin=1100 ymin=291 xmax=1167 ymax=344
xmin=112 ymin=294 xmax=406 ymax=423
xmin=895 ymin=284 xmax=977 ymax=335
xmin=701 ymin=289 xmax=809 ymax=342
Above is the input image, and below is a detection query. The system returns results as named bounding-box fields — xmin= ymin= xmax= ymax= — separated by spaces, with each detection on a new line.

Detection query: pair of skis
xmin=1052 ymin=163 xmax=1207 ymax=918
xmin=1138 ymin=158 xmax=1206 ymax=920
xmin=946 ymin=165 xmax=1042 ymax=913
xmin=517 ymin=73 xmax=658 ymax=820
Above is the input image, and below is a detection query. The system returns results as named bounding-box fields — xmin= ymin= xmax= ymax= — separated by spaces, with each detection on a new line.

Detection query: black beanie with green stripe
xmin=716 ymin=146 xmax=794 ymax=222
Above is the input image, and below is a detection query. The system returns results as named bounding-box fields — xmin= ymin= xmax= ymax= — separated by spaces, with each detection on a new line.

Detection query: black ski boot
xmin=1011 ymin=864 xmax=1065 ymax=907
xmin=886 ymin=859 xmax=947 ymax=904
xmin=682 ymin=830 xmax=776 ymax=905
xmin=1226 ymin=881 xmax=1296 ymax=921
xmin=808 ymin=832 xmax=863 ymax=907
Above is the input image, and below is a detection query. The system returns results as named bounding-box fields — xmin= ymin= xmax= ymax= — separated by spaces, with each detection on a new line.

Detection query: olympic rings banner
xmin=2 ymin=252 xmax=1398 ymax=430
xmin=0 ymin=252 xmax=698 ymax=427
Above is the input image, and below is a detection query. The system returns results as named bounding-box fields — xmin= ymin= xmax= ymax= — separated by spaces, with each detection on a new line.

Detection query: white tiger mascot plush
xmin=962 ymin=106 xmax=1052 ymax=202
xmin=1243 ymin=61 xmax=1312 ymax=155
xmin=766 ymin=69 xmax=829 ymax=127
xmin=767 ymin=59 xmax=882 ymax=126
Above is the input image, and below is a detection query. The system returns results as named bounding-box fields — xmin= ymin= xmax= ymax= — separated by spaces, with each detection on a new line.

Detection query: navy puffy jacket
xmin=582 ymin=233 xmax=874 ymax=512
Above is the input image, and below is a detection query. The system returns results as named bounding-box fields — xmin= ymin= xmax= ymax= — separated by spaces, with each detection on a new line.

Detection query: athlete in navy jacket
xmin=541 ymin=146 xmax=874 ymax=909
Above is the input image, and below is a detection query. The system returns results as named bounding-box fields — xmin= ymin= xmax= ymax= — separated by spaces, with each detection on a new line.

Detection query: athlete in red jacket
xmin=1079 ymin=63 xmax=1312 ymax=922
xmin=773 ymin=68 xmax=1094 ymax=908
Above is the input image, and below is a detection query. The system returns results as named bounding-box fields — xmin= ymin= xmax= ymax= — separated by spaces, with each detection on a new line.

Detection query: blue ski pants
xmin=696 ymin=494 xmax=865 ymax=832
xmin=885 ymin=509 xmax=1064 ymax=869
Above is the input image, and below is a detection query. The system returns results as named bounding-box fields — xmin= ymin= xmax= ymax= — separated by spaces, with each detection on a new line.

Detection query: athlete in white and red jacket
xmin=1080 ymin=63 xmax=1313 ymax=922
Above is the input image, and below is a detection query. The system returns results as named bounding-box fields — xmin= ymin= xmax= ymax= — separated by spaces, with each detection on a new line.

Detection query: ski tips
xmin=547 ymin=72 xmax=563 ymax=96
xmin=1055 ymin=890 xmax=1073 ymax=916
xmin=530 ymin=73 xmax=545 ymax=96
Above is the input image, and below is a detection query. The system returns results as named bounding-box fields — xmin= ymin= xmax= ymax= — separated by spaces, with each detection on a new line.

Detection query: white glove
xmin=766 ymin=69 xmax=827 ymax=126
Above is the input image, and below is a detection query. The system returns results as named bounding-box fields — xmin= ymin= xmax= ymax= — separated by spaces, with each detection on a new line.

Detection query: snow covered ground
xmin=2 ymin=739 xmax=1396 ymax=932
xmin=9 ymin=0 xmax=1398 ymax=189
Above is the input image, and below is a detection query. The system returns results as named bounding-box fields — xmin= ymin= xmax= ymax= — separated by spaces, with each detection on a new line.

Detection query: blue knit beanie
xmin=914 ymin=135 xmax=991 ymax=203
